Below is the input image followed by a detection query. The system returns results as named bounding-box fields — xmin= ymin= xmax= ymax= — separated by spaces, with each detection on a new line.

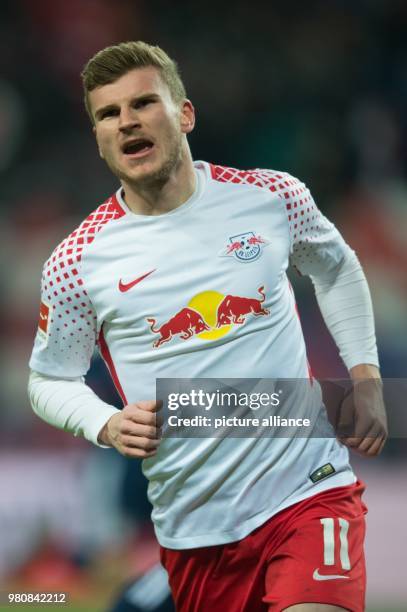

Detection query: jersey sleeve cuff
xmin=84 ymin=405 xmax=121 ymax=448
xmin=342 ymin=352 xmax=380 ymax=372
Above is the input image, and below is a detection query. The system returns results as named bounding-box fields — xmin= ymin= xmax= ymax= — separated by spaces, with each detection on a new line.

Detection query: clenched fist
xmin=337 ymin=365 xmax=388 ymax=457
xmin=98 ymin=401 xmax=162 ymax=458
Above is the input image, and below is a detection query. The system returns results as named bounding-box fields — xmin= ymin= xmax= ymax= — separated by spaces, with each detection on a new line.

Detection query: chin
xmin=119 ymin=161 xmax=158 ymax=182
xmin=132 ymin=159 xmax=178 ymax=187
xmin=133 ymin=165 xmax=165 ymax=184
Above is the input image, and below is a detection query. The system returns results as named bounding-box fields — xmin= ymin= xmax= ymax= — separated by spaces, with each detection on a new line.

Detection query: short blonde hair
xmin=81 ymin=41 xmax=186 ymax=123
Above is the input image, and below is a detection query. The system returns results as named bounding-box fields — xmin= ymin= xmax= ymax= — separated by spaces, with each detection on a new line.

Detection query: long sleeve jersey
xmin=29 ymin=161 xmax=378 ymax=548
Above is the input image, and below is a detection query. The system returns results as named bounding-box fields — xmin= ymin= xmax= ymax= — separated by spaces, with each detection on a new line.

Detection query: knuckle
xmin=124 ymin=404 xmax=140 ymax=417
xmin=141 ymin=437 xmax=156 ymax=450
xmin=137 ymin=447 xmax=155 ymax=459
xmin=119 ymin=423 xmax=130 ymax=435
xmin=116 ymin=433 xmax=126 ymax=446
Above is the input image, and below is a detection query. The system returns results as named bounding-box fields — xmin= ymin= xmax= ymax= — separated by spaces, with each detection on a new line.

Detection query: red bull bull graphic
xmin=147 ymin=287 xmax=270 ymax=348
xmin=248 ymin=235 xmax=266 ymax=246
xmin=147 ymin=308 xmax=210 ymax=348
xmin=216 ymin=286 xmax=269 ymax=327
xmin=226 ymin=240 xmax=244 ymax=255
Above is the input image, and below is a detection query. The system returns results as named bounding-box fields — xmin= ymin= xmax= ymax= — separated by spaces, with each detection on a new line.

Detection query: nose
xmin=118 ymin=107 xmax=140 ymax=133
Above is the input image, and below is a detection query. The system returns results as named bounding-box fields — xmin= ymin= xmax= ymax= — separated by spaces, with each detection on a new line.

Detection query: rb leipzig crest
xmin=219 ymin=232 xmax=270 ymax=262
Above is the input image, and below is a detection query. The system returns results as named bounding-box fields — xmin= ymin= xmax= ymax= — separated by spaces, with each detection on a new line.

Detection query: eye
xmin=100 ymin=108 xmax=118 ymax=119
xmin=134 ymin=98 xmax=154 ymax=109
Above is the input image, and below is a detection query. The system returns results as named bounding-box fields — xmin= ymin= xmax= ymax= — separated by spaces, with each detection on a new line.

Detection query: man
xmin=28 ymin=41 xmax=387 ymax=611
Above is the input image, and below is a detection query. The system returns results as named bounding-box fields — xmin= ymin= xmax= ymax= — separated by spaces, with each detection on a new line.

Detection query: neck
xmin=120 ymin=150 xmax=196 ymax=216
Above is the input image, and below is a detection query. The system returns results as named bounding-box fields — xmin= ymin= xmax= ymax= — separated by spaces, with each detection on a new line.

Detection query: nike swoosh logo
xmin=119 ymin=269 xmax=156 ymax=293
xmin=39 ymin=313 xmax=48 ymax=320
xmin=313 ymin=569 xmax=349 ymax=581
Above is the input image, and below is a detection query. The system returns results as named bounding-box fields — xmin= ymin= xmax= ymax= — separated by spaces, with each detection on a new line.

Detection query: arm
xmin=310 ymin=251 xmax=387 ymax=456
xmin=284 ymin=176 xmax=387 ymax=455
xmin=310 ymin=247 xmax=379 ymax=371
xmin=28 ymin=221 xmax=160 ymax=459
xmin=28 ymin=370 xmax=161 ymax=458
xmin=344 ymin=363 xmax=387 ymax=457
xmin=28 ymin=370 xmax=120 ymax=446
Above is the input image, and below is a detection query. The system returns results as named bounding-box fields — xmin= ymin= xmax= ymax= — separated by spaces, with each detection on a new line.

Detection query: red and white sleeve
xmin=281 ymin=175 xmax=379 ymax=370
xmin=29 ymin=237 xmax=98 ymax=378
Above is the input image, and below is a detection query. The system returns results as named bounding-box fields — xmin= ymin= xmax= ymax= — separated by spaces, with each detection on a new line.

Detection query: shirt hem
xmin=155 ymin=470 xmax=356 ymax=549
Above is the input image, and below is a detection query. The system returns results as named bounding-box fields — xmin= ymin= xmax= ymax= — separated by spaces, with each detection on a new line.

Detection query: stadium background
xmin=0 ymin=1 xmax=406 ymax=610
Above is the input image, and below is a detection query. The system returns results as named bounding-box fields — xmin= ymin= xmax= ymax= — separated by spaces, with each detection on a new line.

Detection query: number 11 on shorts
xmin=320 ymin=518 xmax=351 ymax=570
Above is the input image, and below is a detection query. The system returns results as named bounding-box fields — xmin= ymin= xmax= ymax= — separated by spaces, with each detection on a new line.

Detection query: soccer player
xmin=28 ymin=41 xmax=387 ymax=611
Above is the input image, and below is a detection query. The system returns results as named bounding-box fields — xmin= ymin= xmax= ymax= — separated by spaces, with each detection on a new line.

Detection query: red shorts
xmin=160 ymin=480 xmax=367 ymax=612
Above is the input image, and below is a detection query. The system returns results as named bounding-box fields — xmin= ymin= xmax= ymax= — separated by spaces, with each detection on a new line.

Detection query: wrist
xmin=349 ymin=363 xmax=381 ymax=381
xmin=97 ymin=420 xmax=113 ymax=446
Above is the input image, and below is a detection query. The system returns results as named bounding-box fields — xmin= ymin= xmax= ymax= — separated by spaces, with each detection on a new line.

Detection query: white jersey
xmin=30 ymin=161 xmax=355 ymax=549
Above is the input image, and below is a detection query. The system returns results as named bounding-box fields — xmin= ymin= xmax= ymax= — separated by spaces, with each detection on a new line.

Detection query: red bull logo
xmin=220 ymin=232 xmax=270 ymax=262
xmin=147 ymin=286 xmax=270 ymax=348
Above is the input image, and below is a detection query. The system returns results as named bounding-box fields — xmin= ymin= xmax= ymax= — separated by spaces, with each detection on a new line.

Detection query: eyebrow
xmin=94 ymin=92 xmax=160 ymax=121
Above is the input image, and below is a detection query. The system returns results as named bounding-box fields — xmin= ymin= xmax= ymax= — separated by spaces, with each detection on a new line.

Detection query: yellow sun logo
xmin=188 ymin=291 xmax=232 ymax=340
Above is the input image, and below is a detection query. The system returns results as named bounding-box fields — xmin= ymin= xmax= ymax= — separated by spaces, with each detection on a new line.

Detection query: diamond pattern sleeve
xmin=210 ymin=164 xmax=351 ymax=277
xmin=29 ymin=197 xmax=125 ymax=378
xmin=277 ymin=173 xmax=379 ymax=369
xmin=279 ymin=175 xmax=353 ymax=278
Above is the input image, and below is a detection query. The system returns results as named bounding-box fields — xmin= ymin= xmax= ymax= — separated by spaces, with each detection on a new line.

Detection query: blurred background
xmin=0 ymin=0 xmax=406 ymax=610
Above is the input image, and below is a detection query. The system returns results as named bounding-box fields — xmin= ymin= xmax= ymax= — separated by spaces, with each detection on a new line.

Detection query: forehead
xmin=89 ymin=66 xmax=171 ymax=110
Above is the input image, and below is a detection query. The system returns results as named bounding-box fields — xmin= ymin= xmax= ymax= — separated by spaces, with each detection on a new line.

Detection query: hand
xmin=337 ymin=366 xmax=388 ymax=457
xmin=98 ymin=401 xmax=162 ymax=459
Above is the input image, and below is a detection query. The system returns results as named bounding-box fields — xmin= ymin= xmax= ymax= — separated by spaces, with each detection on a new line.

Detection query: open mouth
xmin=122 ymin=139 xmax=154 ymax=158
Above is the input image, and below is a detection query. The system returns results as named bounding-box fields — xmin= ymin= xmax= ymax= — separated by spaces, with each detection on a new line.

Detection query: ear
xmin=93 ymin=125 xmax=105 ymax=159
xmin=179 ymin=99 xmax=195 ymax=134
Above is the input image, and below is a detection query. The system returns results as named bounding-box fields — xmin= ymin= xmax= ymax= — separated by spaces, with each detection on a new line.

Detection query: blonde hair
xmin=81 ymin=41 xmax=186 ymax=123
